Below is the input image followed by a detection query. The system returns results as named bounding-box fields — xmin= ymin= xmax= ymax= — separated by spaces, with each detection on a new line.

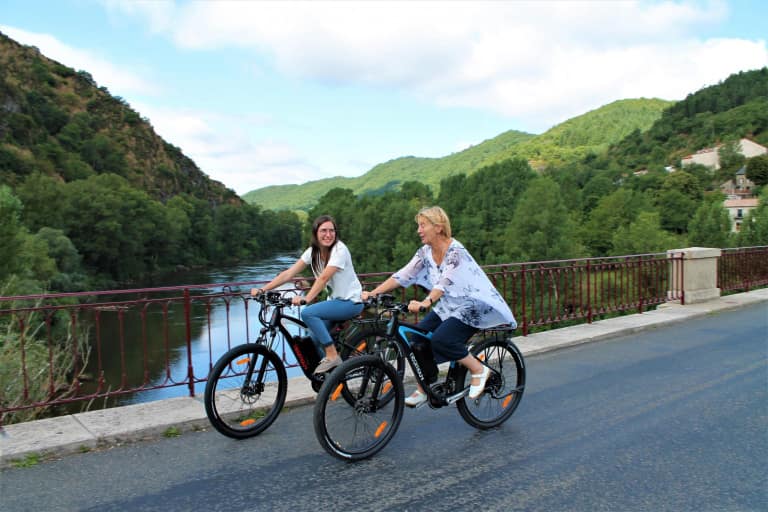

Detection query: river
xmin=77 ymin=251 xmax=307 ymax=409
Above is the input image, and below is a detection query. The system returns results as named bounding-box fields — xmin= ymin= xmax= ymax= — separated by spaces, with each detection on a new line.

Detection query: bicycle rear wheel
xmin=456 ymin=337 xmax=525 ymax=429
xmin=313 ymin=355 xmax=404 ymax=461
xmin=204 ymin=343 xmax=287 ymax=439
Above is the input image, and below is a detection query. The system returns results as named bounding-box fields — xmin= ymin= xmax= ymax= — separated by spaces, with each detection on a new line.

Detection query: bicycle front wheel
xmin=313 ymin=355 xmax=404 ymax=461
xmin=456 ymin=337 xmax=526 ymax=429
xmin=204 ymin=343 xmax=287 ymax=439
xmin=339 ymin=329 xmax=405 ymax=406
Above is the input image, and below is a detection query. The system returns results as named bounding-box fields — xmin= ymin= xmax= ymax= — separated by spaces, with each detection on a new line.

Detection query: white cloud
xmin=5 ymin=1 xmax=767 ymax=194
xmin=115 ymin=0 xmax=766 ymax=130
xmin=134 ymin=103 xmax=323 ymax=195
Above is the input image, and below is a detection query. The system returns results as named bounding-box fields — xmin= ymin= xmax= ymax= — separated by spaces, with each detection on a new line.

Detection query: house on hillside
xmin=723 ymin=197 xmax=759 ymax=232
xmin=720 ymin=166 xmax=756 ymax=198
xmin=681 ymin=138 xmax=767 ymax=169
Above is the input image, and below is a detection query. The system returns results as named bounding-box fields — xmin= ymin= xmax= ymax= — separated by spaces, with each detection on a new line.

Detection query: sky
xmin=1 ymin=1 xmax=766 ymax=196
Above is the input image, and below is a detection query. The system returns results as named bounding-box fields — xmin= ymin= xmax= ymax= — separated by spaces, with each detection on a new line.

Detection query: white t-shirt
xmin=300 ymin=241 xmax=363 ymax=302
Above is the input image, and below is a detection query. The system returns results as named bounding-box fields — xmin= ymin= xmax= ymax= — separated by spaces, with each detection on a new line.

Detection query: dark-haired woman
xmin=251 ymin=215 xmax=364 ymax=374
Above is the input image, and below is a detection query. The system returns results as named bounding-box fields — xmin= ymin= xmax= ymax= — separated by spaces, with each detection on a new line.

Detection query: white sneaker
xmin=314 ymin=357 xmax=341 ymax=374
xmin=404 ymin=390 xmax=427 ymax=407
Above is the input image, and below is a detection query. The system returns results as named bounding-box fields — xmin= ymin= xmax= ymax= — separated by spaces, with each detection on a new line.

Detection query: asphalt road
xmin=2 ymin=303 xmax=766 ymax=512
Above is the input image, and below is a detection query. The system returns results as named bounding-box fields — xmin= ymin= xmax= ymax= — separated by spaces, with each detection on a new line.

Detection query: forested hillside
xmin=306 ymin=68 xmax=768 ymax=273
xmin=607 ymin=68 xmax=768 ymax=172
xmin=244 ymin=98 xmax=671 ymax=211
xmin=0 ymin=31 xmax=302 ymax=293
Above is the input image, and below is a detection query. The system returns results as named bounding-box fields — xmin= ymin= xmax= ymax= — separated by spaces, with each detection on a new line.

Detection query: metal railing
xmin=507 ymin=253 xmax=683 ymax=335
xmin=6 ymin=248 xmax=765 ymax=426
xmin=719 ymin=246 xmax=768 ymax=293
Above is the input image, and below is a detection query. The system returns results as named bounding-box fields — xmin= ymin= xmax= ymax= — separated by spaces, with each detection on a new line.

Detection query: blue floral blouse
xmin=393 ymin=239 xmax=517 ymax=329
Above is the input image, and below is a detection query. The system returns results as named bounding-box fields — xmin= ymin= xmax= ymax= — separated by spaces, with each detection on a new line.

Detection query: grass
xmin=163 ymin=426 xmax=181 ymax=438
xmin=11 ymin=453 xmax=41 ymax=468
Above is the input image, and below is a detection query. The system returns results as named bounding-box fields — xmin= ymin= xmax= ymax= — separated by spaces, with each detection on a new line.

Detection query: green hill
xmin=0 ymin=31 xmax=239 ymax=206
xmin=0 ymin=31 xmax=302 ymax=287
xmin=244 ymin=98 xmax=673 ymax=211
xmin=607 ymin=68 xmax=768 ymax=169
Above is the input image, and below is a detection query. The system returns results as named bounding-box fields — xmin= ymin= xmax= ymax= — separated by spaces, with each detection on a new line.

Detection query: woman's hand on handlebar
xmin=250 ymin=287 xmax=264 ymax=298
xmin=407 ymin=300 xmax=428 ymax=313
xmin=291 ymin=295 xmax=307 ymax=306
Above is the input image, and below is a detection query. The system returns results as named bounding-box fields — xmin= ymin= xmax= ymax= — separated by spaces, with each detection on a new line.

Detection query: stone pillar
xmin=667 ymin=247 xmax=722 ymax=304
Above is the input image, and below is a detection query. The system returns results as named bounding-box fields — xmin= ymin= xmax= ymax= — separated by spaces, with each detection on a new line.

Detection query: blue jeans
xmin=301 ymin=299 xmax=364 ymax=356
xmin=416 ymin=311 xmax=478 ymax=363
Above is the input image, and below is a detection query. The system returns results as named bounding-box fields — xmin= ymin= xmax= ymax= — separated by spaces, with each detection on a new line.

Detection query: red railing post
xmin=184 ymin=288 xmax=195 ymax=397
xmin=521 ymin=263 xmax=528 ymax=336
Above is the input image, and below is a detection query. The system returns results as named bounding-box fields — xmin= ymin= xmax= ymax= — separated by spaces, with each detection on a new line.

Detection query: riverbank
xmin=2 ymin=288 xmax=767 ymax=468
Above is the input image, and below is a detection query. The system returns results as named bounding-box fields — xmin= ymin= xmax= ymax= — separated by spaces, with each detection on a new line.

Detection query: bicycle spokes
xmin=314 ymin=356 xmax=404 ymax=461
xmin=204 ymin=344 xmax=288 ymax=439
xmin=457 ymin=338 xmax=525 ymax=429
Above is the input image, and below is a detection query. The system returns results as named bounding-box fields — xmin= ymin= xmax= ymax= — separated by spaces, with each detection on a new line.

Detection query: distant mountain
xmin=0 ymin=31 xmax=238 ymax=205
xmin=244 ymin=98 xmax=672 ymax=211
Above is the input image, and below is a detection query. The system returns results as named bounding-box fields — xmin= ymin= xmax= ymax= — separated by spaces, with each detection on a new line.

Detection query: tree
xmin=504 ymin=177 xmax=585 ymax=262
xmin=0 ymin=186 xmax=61 ymax=288
xmin=716 ymin=139 xmax=746 ymax=182
xmin=438 ymin=159 xmax=536 ymax=263
xmin=16 ymin=172 xmax=66 ymax=232
xmin=661 ymin=169 xmax=704 ymax=200
xmin=656 ymin=189 xmax=698 ymax=234
xmin=688 ymin=198 xmax=733 ymax=248
xmin=611 ymin=211 xmax=681 ymax=255
xmin=60 ymin=174 xmax=163 ymax=280
xmin=746 ymin=154 xmax=768 ymax=187
xmin=736 ymin=191 xmax=768 ymax=246
xmin=581 ymin=175 xmax=614 ymax=214
xmin=0 ymin=185 xmax=26 ymax=279
xmin=580 ymin=188 xmax=650 ymax=256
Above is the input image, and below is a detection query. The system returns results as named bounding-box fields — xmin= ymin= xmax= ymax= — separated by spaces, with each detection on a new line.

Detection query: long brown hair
xmin=309 ymin=215 xmax=339 ymax=276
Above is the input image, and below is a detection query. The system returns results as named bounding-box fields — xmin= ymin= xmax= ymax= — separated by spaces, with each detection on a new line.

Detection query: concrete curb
xmin=2 ymin=288 xmax=766 ymax=468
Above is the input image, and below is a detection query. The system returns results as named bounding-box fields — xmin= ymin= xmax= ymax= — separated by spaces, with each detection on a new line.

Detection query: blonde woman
xmin=362 ymin=206 xmax=516 ymax=406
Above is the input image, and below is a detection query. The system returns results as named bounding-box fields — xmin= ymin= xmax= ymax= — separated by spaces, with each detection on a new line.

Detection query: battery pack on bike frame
xmin=291 ymin=335 xmax=321 ymax=371
xmin=407 ymin=332 xmax=439 ymax=384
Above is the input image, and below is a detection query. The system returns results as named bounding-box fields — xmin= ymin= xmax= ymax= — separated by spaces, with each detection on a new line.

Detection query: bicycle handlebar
xmin=367 ymin=293 xmax=426 ymax=314
xmin=250 ymin=291 xmax=423 ymax=313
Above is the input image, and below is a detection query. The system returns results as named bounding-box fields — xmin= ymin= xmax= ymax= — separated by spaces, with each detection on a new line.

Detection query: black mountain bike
xmin=204 ymin=291 xmax=404 ymax=439
xmin=313 ymin=294 xmax=525 ymax=460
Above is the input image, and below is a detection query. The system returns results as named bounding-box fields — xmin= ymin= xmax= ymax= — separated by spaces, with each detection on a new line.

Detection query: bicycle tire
xmin=338 ymin=328 xmax=405 ymax=406
xmin=456 ymin=337 xmax=525 ymax=429
xmin=204 ymin=343 xmax=287 ymax=439
xmin=313 ymin=355 xmax=404 ymax=461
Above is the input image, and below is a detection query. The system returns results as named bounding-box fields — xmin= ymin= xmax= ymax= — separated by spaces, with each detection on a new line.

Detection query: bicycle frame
xmin=313 ymin=296 xmax=525 ymax=460
xmin=205 ymin=292 xmax=394 ymax=439
xmin=255 ymin=293 xmax=316 ymax=374
xmin=382 ymin=302 xmax=469 ymax=407
xmin=255 ymin=292 xmax=385 ymax=382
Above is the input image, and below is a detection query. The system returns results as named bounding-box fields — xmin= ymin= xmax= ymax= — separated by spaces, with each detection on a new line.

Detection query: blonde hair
xmin=415 ymin=206 xmax=452 ymax=238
